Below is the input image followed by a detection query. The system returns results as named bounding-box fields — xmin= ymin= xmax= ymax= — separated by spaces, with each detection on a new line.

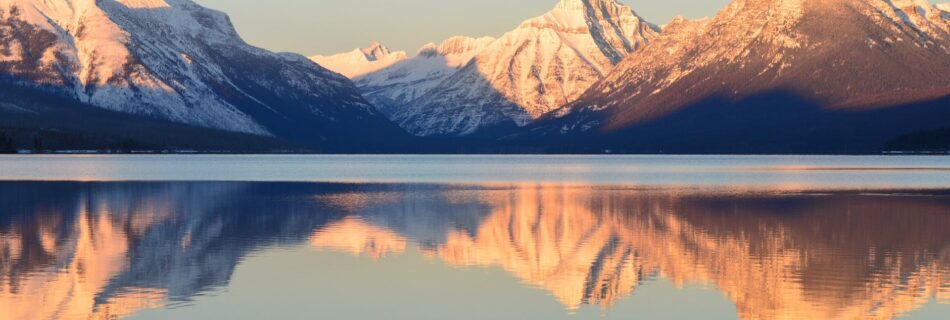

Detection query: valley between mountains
xmin=1 ymin=0 xmax=949 ymax=153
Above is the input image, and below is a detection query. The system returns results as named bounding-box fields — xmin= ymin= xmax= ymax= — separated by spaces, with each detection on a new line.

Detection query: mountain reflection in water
xmin=0 ymin=182 xmax=947 ymax=320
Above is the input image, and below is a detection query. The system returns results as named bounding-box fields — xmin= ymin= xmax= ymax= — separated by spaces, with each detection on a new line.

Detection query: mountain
xmin=522 ymin=0 xmax=950 ymax=154
xmin=352 ymin=37 xmax=496 ymax=117
xmin=395 ymin=0 xmax=659 ymax=136
xmin=310 ymin=42 xmax=408 ymax=79
xmin=314 ymin=37 xmax=495 ymax=118
xmin=0 ymin=0 xmax=405 ymax=151
xmin=0 ymin=81 xmax=287 ymax=152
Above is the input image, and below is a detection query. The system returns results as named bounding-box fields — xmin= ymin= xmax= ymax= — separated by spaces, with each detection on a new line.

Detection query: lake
xmin=0 ymin=155 xmax=948 ymax=319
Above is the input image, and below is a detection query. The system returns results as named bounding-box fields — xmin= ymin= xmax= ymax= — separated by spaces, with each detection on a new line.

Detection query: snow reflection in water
xmin=0 ymin=182 xmax=948 ymax=319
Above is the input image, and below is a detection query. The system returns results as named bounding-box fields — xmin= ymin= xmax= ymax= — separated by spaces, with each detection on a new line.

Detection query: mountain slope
xmin=396 ymin=0 xmax=659 ymax=136
xmin=314 ymin=37 xmax=495 ymax=118
xmin=352 ymin=37 xmax=496 ymax=117
xmin=0 ymin=0 xmax=405 ymax=150
xmin=523 ymin=0 xmax=950 ymax=154
xmin=0 ymin=82 xmax=289 ymax=152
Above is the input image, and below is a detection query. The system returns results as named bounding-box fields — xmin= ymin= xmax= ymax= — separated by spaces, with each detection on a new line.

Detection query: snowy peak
xmin=694 ymin=0 xmax=950 ymax=44
xmin=12 ymin=0 xmax=233 ymax=35
xmin=393 ymin=0 xmax=659 ymax=136
xmin=4 ymin=0 xmax=247 ymax=90
xmin=416 ymin=43 xmax=440 ymax=57
xmin=533 ymin=0 xmax=950 ymax=141
xmin=5 ymin=0 xmax=134 ymax=88
xmin=436 ymin=36 xmax=496 ymax=57
xmin=548 ymin=0 xmax=634 ymax=20
xmin=359 ymin=42 xmax=394 ymax=61
xmin=414 ymin=36 xmax=496 ymax=68
xmin=891 ymin=0 xmax=935 ymax=13
xmin=415 ymin=36 xmax=495 ymax=62
xmin=1 ymin=0 xmax=402 ymax=146
xmin=526 ymin=0 xmax=608 ymax=31
xmin=310 ymin=42 xmax=408 ymax=78
xmin=510 ymin=0 xmax=658 ymax=71
xmin=345 ymin=36 xmax=496 ymax=117
xmin=311 ymin=36 xmax=493 ymax=81
xmin=888 ymin=0 xmax=949 ymax=22
xmin=859 ymin=0 xmax=950 ymax=44
xmin=523 ymin=0 xmax=653 ymax=36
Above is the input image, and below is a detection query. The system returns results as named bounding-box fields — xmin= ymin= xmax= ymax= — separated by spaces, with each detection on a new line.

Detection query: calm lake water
xmin=0 ymin=155 xmax=948 ymax=319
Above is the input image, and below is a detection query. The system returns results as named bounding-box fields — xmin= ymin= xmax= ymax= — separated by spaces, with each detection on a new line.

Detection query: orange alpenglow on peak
xmin=393 ymin=0 xmax=659 ymax=136
xmin=310 ymin=42 xmax=408 ymax=78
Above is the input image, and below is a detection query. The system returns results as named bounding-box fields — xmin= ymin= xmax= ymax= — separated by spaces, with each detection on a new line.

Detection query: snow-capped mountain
xmin=310 ymin=42 xmax=408 ymax=79
xmin=395 ymin=0 xmax=659 ymax=136
xmin=354 ymin=37 xmax=496 ymax=117
xmin=0 ymin=0 xmax=404 ymax=149
xmin=315 ymin=37 xmax=495 ymax=118
xmin=522 ymin=0 xmax=950 ymax=153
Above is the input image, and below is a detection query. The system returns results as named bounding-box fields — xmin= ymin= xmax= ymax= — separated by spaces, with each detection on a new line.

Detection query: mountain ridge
xmin=310 ymin=42 xmax=409 ymax=79
xmin=320 ymin=36 xmax=496 ymax=118
xmin=516 ymin=0 xmax=950 ymax=154
xmin=0 ymin=0 xmax=406 ymax=151
xmin=394 ymin=0 xmax=659 ymax=136
xmin=3 ymin=0 xmax=950 ymax=153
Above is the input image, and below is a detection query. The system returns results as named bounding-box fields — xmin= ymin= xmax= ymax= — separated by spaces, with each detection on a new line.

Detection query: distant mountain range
xmin=311 ymin=37 xmax=496 ymax=120
xmin=318 ymin=0 xmax=659 ymax=136
xmin=1 ymin=0 xmax=949 ymax=153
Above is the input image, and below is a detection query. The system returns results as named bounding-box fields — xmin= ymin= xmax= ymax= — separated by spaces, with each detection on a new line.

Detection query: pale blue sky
xmin=193 ymin=0 xmax=730 ymax=55
xmin=194 ymin=0 xmax=945 ymax=56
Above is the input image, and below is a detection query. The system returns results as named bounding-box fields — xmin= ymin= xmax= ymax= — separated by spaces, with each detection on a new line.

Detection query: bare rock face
xmin=0 ymin=0 xmax=404 ymax=149
xmin=523 ymin=0 xmax=950 ymax=153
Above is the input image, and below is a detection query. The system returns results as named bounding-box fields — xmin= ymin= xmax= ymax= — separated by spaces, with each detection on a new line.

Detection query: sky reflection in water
xmin=0 ymin=181 xmax=948 ymax=319
xmin=2 ymin=155 xmax=950 ymax=191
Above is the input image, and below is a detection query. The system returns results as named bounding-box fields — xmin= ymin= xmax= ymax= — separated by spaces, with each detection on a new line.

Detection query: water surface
xmin=0 ymin=156 xmax=948 ymax=319
xmin=2 ymin=155 xmax=950 ymax=190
